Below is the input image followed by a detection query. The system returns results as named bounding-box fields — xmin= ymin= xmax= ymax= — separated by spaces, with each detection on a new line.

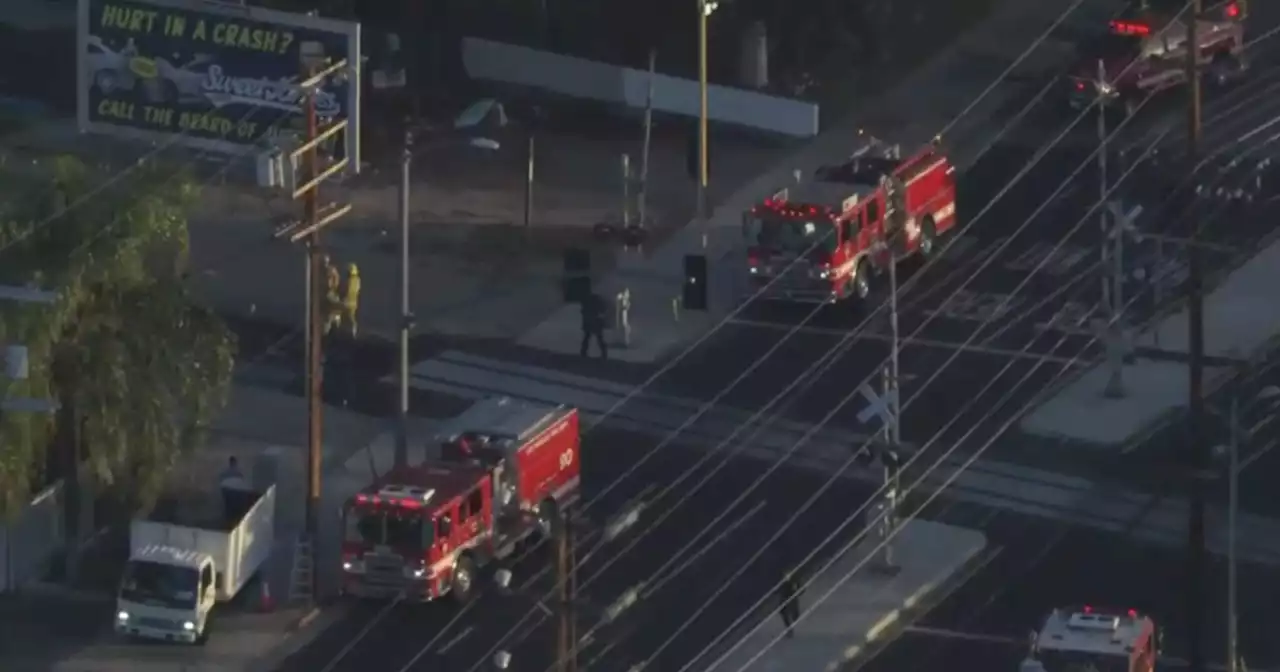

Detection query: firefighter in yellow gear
xmin=323 ymin=255 xmax=344 ymax=335
xmin=341 ymin=263 xmax=361 ymax=337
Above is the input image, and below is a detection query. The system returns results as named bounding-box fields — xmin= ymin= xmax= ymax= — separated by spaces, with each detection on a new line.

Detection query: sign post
xmin=855 ymin=380 xmax=901 ymax=573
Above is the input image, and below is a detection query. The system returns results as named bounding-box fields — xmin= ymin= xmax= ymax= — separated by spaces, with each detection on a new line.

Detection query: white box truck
xmin=114 ymin=484 xmax=275 ymax=643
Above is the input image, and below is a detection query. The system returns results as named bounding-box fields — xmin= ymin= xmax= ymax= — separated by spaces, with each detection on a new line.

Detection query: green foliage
xmin=0 ymin=156 xmax=236 ymax=519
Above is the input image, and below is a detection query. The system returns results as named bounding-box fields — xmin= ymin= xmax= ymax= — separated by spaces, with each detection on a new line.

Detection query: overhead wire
xmin=0 ymin=57 xmax=355 ymax=260
xmin=692 ymin=51 xmax=1280 ymax=672
xmin=454 ymin=13 xmax=1207 ymax=672
xmin=330 ymin=1 xmax=1218 ymax=665
xmin=603 ymin=88 xmax=1173 ymax=672
xmin=898 ymin=109 xmax=1280 ymax=672
xmin=317 ymin=7 xmax=1115 ymax=665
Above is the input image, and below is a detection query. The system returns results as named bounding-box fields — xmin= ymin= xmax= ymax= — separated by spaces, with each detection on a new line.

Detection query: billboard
xmin=76 ymin=0 xmax=360 ymax=167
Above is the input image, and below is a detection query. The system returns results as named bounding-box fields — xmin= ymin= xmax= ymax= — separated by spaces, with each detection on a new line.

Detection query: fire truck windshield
xmin=746 ymin=213 xmax=837 ymax=255
xmin=1090 ymin=30 xmax=1146 ymax=60
xmin=344 ymin=504 xmax=433 ymax=551
xmin=1037 ymin=648 xmax=1130 ymax=672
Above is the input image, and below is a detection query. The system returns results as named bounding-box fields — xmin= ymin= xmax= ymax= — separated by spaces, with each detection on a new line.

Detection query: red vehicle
xmin=1067 ymin=1 xmax=1246 ymax=116
xmin=339 ymin=397 xmax=581 ymax=602
xmin=742 ymin=136 xmax=957 ymax=303
xmin=1024 ymin=606 xmax=1160 ymax=672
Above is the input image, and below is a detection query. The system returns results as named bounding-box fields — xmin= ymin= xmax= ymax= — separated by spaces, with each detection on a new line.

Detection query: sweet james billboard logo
xmin=78 ymin=0 xmax=359 ymax=153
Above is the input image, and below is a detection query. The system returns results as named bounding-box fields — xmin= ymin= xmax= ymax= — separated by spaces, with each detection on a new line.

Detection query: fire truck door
xmin=462 ymin=489 xmax=484 ymax=539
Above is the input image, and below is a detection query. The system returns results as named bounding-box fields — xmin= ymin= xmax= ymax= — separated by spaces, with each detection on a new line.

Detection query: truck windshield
xmin=344 ymin=506 xmax=433 ymax=550
xmin=119 ymin=560 xmax=199 ymax=610
xmin=746 ymin=214 xmax=837 ymax=254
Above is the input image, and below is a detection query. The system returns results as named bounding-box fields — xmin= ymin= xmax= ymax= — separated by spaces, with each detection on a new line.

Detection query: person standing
xmin=323 ymin=255 xmax=343 ymax=335
xmin=341 ymin=263 xmax=361 ymax=337
xmin=777 ymin=565 xmax=803 ymax=638
xmin=579 ymin=292 xmax=608 ymax=360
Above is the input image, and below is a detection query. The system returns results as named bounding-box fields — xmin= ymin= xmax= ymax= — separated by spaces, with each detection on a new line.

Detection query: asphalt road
xmin=263 ymin=8 xmax=1280 ymax=672
xmin=273 ymin=426 xmax=883 ymax=672
xmin=650 ymin=4 xmax=1280 ymax=479
xmin=866 ymin=497 xmax=1280 ymax=672
xmin=273 ymin=414 xmax=1280 ymax=672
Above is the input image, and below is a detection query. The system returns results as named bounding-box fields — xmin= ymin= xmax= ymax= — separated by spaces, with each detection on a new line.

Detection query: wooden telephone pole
xmin=276 ymin=51 xmax=353 ymax=597
xmin=556 ymin=514 xmax=579 ymax=672
xmin=1185 ymin=3 xmax=1208 ymax=672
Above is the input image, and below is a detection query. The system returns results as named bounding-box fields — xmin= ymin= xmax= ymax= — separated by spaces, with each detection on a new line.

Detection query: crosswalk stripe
xmin=398 ymin=351 xmax=1280 ymax=565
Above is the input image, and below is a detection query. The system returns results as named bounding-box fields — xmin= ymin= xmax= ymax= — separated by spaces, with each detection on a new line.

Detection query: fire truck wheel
xmin=451 ymin=555 xmax=477 ymax=603
xmin=853 ymin=260 xmax=871 ymax=301
xmin=536 ymin=499 xmax=560 ymax=540
xmin=1208 ymin=52 xmax=1242 ymax=87
xmin=918 ymin=217 xmax=938 ymax=258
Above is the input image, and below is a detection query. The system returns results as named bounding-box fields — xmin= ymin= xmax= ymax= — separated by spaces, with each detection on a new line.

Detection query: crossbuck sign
xmin=855 ymin=383 xmax=896 ymax=429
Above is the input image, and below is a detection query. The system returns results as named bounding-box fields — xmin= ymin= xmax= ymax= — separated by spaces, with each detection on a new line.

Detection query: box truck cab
xmin=115 ymin=484 xmax=275 ymax=644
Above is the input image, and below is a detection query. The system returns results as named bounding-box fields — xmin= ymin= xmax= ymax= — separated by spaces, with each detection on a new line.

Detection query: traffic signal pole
xmin=1185 ymin=3 xmax=1208 ymax=672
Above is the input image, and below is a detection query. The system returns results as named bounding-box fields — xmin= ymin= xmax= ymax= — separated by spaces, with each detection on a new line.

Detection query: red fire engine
xmin=742 ymin=135 xmax=957 ymax=303
xmin=1067 ymin=1 xmax=1246 ymax=116
xmin=1023 ymin=606 xmax=1160 ymax=672
xmin=339 ymin=397 xmax=581 ymax=602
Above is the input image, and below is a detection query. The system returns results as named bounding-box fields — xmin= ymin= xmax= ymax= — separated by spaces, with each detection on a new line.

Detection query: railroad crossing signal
xmin=856 ymin=383 xmax=896 ymax=428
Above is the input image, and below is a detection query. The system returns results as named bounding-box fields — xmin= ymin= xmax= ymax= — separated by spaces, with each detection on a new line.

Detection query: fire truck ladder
xmin=288 ymin=536 xmax=316 ymax=604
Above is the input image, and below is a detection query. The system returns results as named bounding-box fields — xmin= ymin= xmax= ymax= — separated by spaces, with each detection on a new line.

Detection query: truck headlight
xmin=117 ymin=611 xmax=129 ymax=622
xmin=183 ymin=621 xmax=195 ymax=632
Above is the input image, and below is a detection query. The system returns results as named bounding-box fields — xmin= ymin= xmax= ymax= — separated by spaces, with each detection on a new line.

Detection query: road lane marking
xmin=437 ymin=625 xmax=474 ymax=654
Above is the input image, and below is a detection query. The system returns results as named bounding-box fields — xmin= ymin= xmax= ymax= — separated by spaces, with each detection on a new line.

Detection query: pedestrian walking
xmin=579 ymin=292 xmax=608 ymax=360
xmin=777 ymin=565 xmax=803 ymax=638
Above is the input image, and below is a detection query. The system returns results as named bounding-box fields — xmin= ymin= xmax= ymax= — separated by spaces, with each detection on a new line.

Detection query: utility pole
xmin=395 ymin=128 xmax=412 ymax=468
xmin=637 ymin=48 xmax=656 ymax=230
xmin=275 ymin=53 xmax=353 ymax=599
xmin=1185 ymin=3 xmax=1208 ymax=672
xmin=696 ymin=0 xmax=717 ymax=247
xmin=556 ymin=512 xmax=579 ymax=672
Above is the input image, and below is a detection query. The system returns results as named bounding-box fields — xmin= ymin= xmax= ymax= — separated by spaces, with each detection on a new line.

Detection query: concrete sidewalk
xmin=702 ymin=520 xmax=988 ymax=672
xmin=1020 ymin=230 xmax=1280 ymax=447
xmin=0 ymin=385 xmax=414 ymax=672
xmin=516 ymin=0 xmax=1124 ymax=363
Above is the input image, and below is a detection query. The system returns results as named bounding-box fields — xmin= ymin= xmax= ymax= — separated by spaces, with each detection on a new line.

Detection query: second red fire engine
xmin=742 ymin=134 xmax=957 ymax=304
xmin=1023 ymin=605 xmax=1160 ymax=672
xmin=339 ymin=397 xmax=582 ymax=602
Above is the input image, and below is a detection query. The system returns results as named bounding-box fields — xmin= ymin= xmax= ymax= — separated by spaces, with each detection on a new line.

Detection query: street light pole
xmin=396 ymin=130 xmax=412 ymax=468
xmin=1227 ymin=395 xmax=1239 ymax=672
xmin=696 ymin=0 xmax=715 ymax=247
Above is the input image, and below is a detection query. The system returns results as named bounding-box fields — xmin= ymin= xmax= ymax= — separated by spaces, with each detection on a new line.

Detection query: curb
xmin=833 ymin=543 xmax=1003 ymax=672
xmin=243 ymin=604 xmax=346 ymax=672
